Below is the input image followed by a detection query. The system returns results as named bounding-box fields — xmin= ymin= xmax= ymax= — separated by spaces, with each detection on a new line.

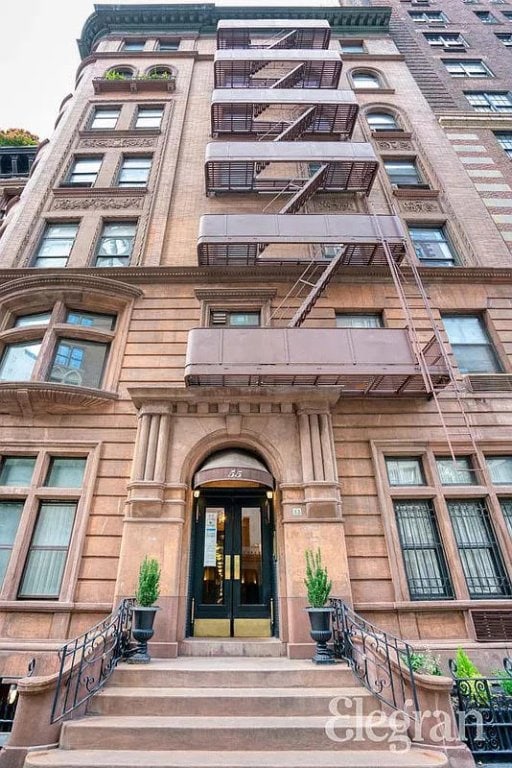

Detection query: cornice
xmin=0 ymin=273 xmax=143 ymax=300
xmin=78 ymin=4 xmax=392 ymax=58
xmin=438 ymin=114 xmax=512 ymax=130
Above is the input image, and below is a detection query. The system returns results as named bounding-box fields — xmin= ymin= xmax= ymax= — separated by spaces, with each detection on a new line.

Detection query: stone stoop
xmin=25 ymin=658 xmax=449 ymax=768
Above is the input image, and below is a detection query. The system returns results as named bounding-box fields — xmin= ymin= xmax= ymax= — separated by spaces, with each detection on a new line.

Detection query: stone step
xmin=111 ymin=658 xmax=353 ymax=689
xmin=178 ymin=639 xmax=287 ymax=657
xmin=89 ymin=686 xmax=375 ymax=717
xmin=60 ymin=715 xmax=400 ymax=752
xmin=26 ymin=748 xmax=449 ymax=768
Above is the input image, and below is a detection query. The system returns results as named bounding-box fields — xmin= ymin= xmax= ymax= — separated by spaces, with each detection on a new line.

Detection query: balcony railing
xmin=0 ymin=147 xmax=36 ymax=179
xmin=197 ymin=213 xmax=406 ymax=266
xmin=205 ymin=141 xmax=378 ymax=195
xmin=184 ymin=328 xmax=449 ymax=394
xmin=214 ymin=49 xmax=342 ymax=89
xmin=211 ymin=89 xmax=358 ymax=139
xmin=216 ymin=19 xmax=332 ymax=50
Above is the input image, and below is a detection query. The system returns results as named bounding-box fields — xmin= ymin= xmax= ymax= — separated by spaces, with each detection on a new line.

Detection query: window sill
xmin=93 ymin=77 xmax=176 ymax=94
xmin=53 ymin=186 xmax=147 ymax=198
xmin=393 ymin=187 xmax=439 ymax=199
xmin=79 ymin=129 xmax=161 ymax=139
xmin=352 ymin=87 xmax=395 ymax=95
xmin=371 ymin=130 xmax=413 ymax=139
xmin=0 ymin=382 xmax=118 ymax=416
xmin=465 ymin=373 xmax=512 ymax=392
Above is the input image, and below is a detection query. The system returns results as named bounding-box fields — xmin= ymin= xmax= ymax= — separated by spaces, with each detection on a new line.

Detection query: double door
xmin=191 ymin=492 xmax=274 ymax=637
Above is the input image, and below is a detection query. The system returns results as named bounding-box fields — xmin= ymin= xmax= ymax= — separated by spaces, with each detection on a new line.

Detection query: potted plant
xmin=304 ymin=548 xmax=334 ymax=664
xmin=129 ymin=556 xmax=161 ymax=664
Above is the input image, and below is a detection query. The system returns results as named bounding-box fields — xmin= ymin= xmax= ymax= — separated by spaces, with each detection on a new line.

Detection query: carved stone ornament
xmin=79 ymin=137 xmax=157 ymax=149
xmin=375 ymin=139 xmax=414 ymax=151
xmin=314 ymin=196 xmax=359 ymax=213
xmin=52 ymin=196 xmax=144 ymax=211
xmin=398 ymin=199 xmax=441 ymax=214
xmin=0 ymin=383 xmax=118 ymax=417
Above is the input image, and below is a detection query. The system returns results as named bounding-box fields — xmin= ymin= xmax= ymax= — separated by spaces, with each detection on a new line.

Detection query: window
xmin=104 ymin=67 xmax=134 ymax=80
xmin=409 ymin=10 xmax=448 ymax=22
xmin=443 ymin=60 xmax=493 ymax=78
xmin=486 ymin=456 xmax=512 ymax=484
xmin=65 ymin=157 xmax=102 ymax=187
xmin=95 ymin=222 xmax=137 ymax=267
xmin=90 ymin=107 xmax=120 ymax=130
xmin=436 ymin=456 xmax=475 ymax=485
xmin=209 ymin=310 xmax=260 ymax=327
xmin=366 ymin=111 xmax=399 ymax=132
xmin=0 ymin=306 xmax=116 ymax=389
xmin=447 ymin=499 xmax=510 ymax=598
xmin=475 ymin=10 xmax=499 ymax=22
xmin=465 ymin=92 xmax=512 ymax=112
xmin=123 ymin=40 xmax=145 ymax=51
xmin=351 ymin=71 xmax=381 ymax=89
xmin=158 ymin=39 xmax=180 ymax=51
xmin=500 ymin=499 xmax=512 ymax=536
xmin=336 ymin=313 xmax=383 ymax=328
xmin=117 ymin=156 xmax=151 ymax=187
xmin=408 ymin=227 xmax=457 ymax=267
xmin=394 ymin=500 xmax=453 ymax=600
xmin=424 ymin=33 xmax=468 ymax=48
xmin=135 ymin=107 xmax=164 ymax=129
xmin=502 ymin=10 xmax=512 ymax=18
xmin=386 ymin=457 xmax=425 ymax=486
xmin=495 ymin=133 xmax=512 ymax=158
xmin=45 ymin=457 xmax=86 ymax=488
xmin=33 ymin=223 xmax=78 ymax=268
xmin=442 ymin=315 xmax=502 ymax=373
xmin=340 ymin=40 xmax=365 ymax=53
xmin=384 ymin=159 xmax=425 ymax=187
xmin=496 ymin=33 xmax=512 ymax=46
xmin=0 ymin=457 xmax=36 ymax=486
xmin=0 ymin=502 xmax=23 ymax=586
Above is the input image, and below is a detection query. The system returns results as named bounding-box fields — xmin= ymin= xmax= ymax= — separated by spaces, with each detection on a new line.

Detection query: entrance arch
xmin=188 ymin=448 xmax=276 ymax=638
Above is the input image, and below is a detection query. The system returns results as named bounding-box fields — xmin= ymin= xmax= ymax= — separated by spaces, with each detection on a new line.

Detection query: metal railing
xmin=0 ymin=659 xmax=35 ymax=741
xmin=449 ymin=656 xmax=512 ymax=759
xmin=50 ymin=598 xmax=135 ymax=724
xmin=330 ymin=598 xmax=420 ymax=716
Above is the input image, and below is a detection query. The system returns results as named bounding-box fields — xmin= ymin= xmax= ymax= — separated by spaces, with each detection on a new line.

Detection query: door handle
xmin=225 ymin=555 xmax=231 ymax=580
xmin=233 ymin=555 xmax=240 ymax=580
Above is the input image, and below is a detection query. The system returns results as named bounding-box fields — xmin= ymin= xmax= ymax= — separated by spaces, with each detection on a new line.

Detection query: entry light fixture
xmin=266 ymin=490 xmax=274 ymax=500
xmin=193 ymin=489 xmax=201 ymax=498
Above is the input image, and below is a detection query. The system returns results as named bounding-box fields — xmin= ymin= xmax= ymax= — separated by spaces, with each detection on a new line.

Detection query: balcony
xmin=205 ymin=141 xmax=378 ymax=196
xmin=184 ymin=328 xmax=449 ymax=395
xmin=197 ymin=214 xmax=406 ymax=266
xmin=214 ymin=50 xmax=342 ymax=89
xmin=216 ymin=19 xmax=331 ymax=50
xmin=0 ymin=147 xmax=36 ymax=179
xmin=211 ymin=89 xmax=358 ymax=140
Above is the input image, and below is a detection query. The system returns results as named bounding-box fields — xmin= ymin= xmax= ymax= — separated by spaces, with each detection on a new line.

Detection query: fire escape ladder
xmin=270 ymin=63 xmax=306 ymax=89
xmin=273 ymin=106 xmax=317 ymax=142
xmin=279 ymin=163 xmax=328 ymax=214
xmin=270 ymin=260 xmax=330 ymax=325
xmin=267 ymin=30 xmax=298 ymax=49
xmin=287 ymin=246 xmax=349 ymax=328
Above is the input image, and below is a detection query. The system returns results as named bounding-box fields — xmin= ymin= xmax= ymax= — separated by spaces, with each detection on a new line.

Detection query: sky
xmin=0 ymin=0 xmax=340 ymax=140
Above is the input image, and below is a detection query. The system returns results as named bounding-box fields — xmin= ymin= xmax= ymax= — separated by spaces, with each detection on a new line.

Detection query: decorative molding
xmin=0 ymin=273 xmax=143 ymax=301
xmin=375 ymin=138 xmax=414 ymax=151
xmin=314 ymin=195 xmax=359 ymax=213
xmin=0 ymin=383 xmax=118 ymax=417
xmin=51 ymin=196 xmax=145 ymax=211
xmin=194 ymin=287 xmax=276 ymax=301
xmin=79 ymin=137 xmax=158 ymax=149
xmin=398 ymin=198 xmax=442 ymax=214
xmin=439 ymin=114 xmax=512 ymax=130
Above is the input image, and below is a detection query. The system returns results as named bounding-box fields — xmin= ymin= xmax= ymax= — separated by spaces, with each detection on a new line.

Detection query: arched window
xmin=366 ymin=110 xmax=398 ymax=132
xmin=145 ymin=65 xmax=173 ymax=80
xmin=351 ymin=70 xmax=381 ymax=90
xmin=104 ymin=66 xmax=135 ymax=80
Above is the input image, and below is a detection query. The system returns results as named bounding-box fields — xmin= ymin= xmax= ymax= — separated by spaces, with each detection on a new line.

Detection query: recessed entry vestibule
xmin=188 ymin=450 xmax=276 ymax=638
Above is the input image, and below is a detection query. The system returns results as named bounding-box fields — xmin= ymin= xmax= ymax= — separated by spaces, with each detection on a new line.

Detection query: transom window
xmin=386 ymin=457 xmax=425 ymax=486
xmin=408 ymin=226 xmax=457 ymax=267
xmin=496 ymin=33 xmax=512 ymax=46
xmin=409 ymin=10 xmax=448 ymax=22
xmin=424 ymin=33 xmax=468 ymax=48
xmin=209 ymin=310 xmax=260 ymax=327
xmin=384 ymin=159 xmax=424 ymax=187
xmin=95 ymin=222 xmax=137 ymax=267
xmin=339 ymin=40 xmax=365 ymax=53
xmin=442 ymin=314 xmax=502 ymax=373
xmin=495 ymin=133 xmax=512 ymax=158
xmin=90 ymin=107 xmax=121 ymax=130
xmin=465 ymin=92 xmax=512 ymax=112
xmin=351 ymin=71 xmax=381 ymax=89
xmin=366 ymin=111 xmax=398 ymax=132
xmin=475 ymin=10 xmax=499 ymax=22
xmin=33 ymin=223 xmax=79 ymax=268
xmin=443 ymin=60 xmax=493 ymax=78
xmin=336 ymin=313 xmax=383 ymax=328
xmin=65 ymin=157 xmax=102 ymax=187
xmin=436 ymin=456 xmax=475 ymax=485
xmin=117 ymin=156 xmax=152 ymax=187
xmin=135 ymin=107 xmax=164 ymax=129
xmin=0 ymin=305 xmax=116 ymax=389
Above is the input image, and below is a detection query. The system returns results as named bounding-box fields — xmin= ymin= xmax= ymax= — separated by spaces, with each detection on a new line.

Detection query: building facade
xmin=0 ymin=2 xmax=511 ymax=674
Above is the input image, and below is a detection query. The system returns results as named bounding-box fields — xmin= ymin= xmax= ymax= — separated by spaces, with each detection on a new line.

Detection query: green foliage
xmin=104 ymin=69 xmax=130 ymax=80
xmin=408 ymin=650 xmax=442 ymax=676
xmin=104 ymin=70 xmax=171 ymax=82
xmin=304 ymin=549 xmax=332 ymax=608
xmin=455 ymin=648 xmax=482 ymax=678
xmin=135 ymin=556 xmax=161 ymax=607
xmin=454 ymin=648 xmax=489 ymax=705
xmin=0 ymin=128 xmax=39 ymax=146
xmin=493 ymin=669 xmax=512 ymax=696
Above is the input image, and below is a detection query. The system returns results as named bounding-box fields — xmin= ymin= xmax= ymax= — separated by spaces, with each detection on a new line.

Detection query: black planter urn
xmin=306 ymin=607 xmax=335 ymax=665
xmin=128 ymin=605 xmax=159 ymax=663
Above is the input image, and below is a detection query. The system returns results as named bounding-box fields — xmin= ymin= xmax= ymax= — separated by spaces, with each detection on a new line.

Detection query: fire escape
xmin=185 ymin=18 xmax=450 ymax=399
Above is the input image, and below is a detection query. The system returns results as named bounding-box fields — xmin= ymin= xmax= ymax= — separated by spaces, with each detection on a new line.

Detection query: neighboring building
xmin=0 ymin=1 xmax=511 ymax=676
xmin=0 ymin=145 xmax=37 ymax=235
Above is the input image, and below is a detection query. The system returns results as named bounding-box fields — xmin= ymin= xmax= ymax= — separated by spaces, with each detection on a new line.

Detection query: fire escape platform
xmin=211 ymin=89 xmax=358 ymax=138
xmin=197 ymin=213 xmax=406 ymax=266
xmin=184 ymin=328 xmax=449 ymax=395
xmin=214 ymin=50 xmax=342 ymax=89
xmin=216 ymin=19 xmax=331 ymax=50
xmin=204 ymin=141 xmax=378 ymax=195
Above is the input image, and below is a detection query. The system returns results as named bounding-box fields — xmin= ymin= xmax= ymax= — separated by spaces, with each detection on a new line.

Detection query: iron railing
xmin=0 ymin=659 xmax=35 ymax=741
xmin=50 ymin=598 xmax=135 ymax=724
xmin=450 ymin=656 xmax=512 ymax=759
xmin=330 ymin=598 xmax=420 ymax=716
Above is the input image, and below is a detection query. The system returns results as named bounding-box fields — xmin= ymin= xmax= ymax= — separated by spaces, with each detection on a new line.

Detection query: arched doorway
xmin=188 ymin=449 xmax=276 ymax=638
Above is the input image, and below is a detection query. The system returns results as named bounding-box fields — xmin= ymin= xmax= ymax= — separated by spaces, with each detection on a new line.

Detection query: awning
xmin=193 ymin=450 xmax=273 ymax=489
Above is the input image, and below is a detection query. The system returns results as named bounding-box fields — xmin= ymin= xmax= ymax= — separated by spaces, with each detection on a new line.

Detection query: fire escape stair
xmin=279 ymin=163 xmax=328 ymax=214
xmin=273 ymin=106 xmax=317 ymax=142
xmin=270 ymin=63 xmax=306 ymax=88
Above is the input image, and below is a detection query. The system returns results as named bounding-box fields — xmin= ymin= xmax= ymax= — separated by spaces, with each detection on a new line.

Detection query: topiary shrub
xmin=135 ymin=556 xmax=161 ymax=607
xmin=304 ymin=548 xmax=332 ymax=608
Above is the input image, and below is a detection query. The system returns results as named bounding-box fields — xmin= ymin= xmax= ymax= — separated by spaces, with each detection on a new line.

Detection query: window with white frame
xmin=366 ymin=111 xmax=399 ymax=132
xmin=443 ymin=60 xmax=493 ymax=78
xmin=408 ymin=226 xmax=457 ymax=267
xmin=32 ymin=223 xmax=79 ymax=268
xmin=336 ymin=313 xmax=383 ymax=328
xmin=95 ymin=222 xmax=137 ymax=267
xmin=409 ymin=10 xmax=449 ymax=22
xmin=424 ymin=32 xmax=468 ymax=48
xmin=384 ymin=159 xmax=425 ymax=187
xmin=90 ymin=107 xmax=121 ymax=130
xmin=117 ymin=156 xmax=152 ymax=187
xmin=442 ymin=314 xmax=502 ymax=373
xmin=135 ymin=107 xmax=164 ymax=129
xmin=351 ymin=71 xmax=381 ymax=89
xmin=495 ymin=133 xmax=512 ymax=158
xmin=465 ymin=92 xmax=512 ymax=112
xmin=64 ymin=157 xmax=102 ymax=187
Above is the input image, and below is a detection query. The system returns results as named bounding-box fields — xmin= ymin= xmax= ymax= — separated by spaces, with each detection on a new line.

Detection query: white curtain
xmin=19 ymin=503 xmax=76 ymax=598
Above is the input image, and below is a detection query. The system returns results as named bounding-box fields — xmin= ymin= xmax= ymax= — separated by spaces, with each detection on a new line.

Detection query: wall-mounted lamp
xmin=266 ymin=490 xmax=273 ymax=500
xmin=193 ymin=489 xmax=200 ymax=498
